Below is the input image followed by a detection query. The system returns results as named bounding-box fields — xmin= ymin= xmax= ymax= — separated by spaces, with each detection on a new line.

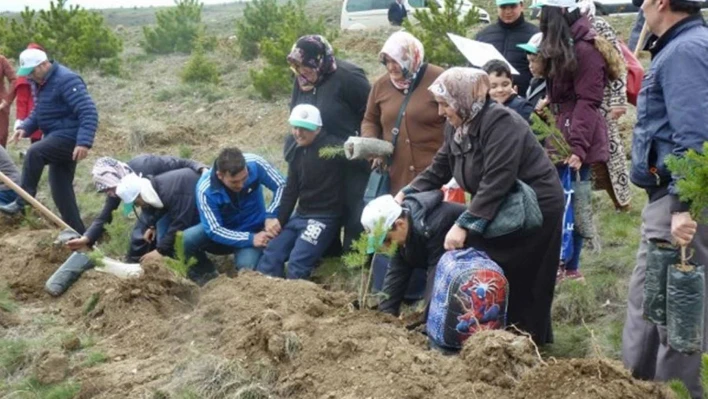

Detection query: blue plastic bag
xmin=560 ymin=166 xmax=575 ymax=265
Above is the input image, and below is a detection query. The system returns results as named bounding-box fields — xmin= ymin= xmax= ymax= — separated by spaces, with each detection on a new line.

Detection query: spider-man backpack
xmin=426 ymin=248 xmax=508 ymax=351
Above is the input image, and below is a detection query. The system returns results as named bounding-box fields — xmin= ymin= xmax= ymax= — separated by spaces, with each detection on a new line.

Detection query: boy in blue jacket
xmin=184 ymin=147 xmax=286 ymax=285
xmin=0 ymin=49 xmax=98 ymax=233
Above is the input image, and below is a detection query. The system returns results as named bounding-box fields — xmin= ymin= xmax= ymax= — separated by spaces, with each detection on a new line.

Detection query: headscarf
xmin=287 ymin=35 xmax=337 ymax=91
xmin=428 ymin=67 xmax=490 ymax=143
xmin=578 ymin=0 xmax=596 ymax=17
xmin=92 ymin=157 xmax=134 ymax=192
xmin=379 ymin=31 xmax=425 ymax=91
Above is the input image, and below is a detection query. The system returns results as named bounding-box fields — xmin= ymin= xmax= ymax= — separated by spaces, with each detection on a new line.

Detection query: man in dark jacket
xmin=388 ymin=0 xmax=408 ymax=26
xmin=65 ymin=155 xmax=207 ymax=262
xmin=361 ymin=191 xmax=465 ymax=316
xmin=115 ymin=169 xmax=201 ymax=262
xmin=1 ymin=49 xmax=98 ymax=233
xmin=258 ymin=105 xmax=346 ymax=280
xmin=475 ymin=0 xmax=539 ymax=96
xmin=621 ymin=1 xmax=708 ymax=397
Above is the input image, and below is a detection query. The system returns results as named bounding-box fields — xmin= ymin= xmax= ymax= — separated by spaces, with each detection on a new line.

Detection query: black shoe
xmin=0 ymin=201 xmax=22 ymax=215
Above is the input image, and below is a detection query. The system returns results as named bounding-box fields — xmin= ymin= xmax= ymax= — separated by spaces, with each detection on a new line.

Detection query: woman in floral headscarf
xmin=396 ymin=68 xmax=564 ymax=345
xmin=65 ymin=155 xmax=207 ymax=262
xmin=361 ymin=31 xmax=445 ymax=195
xmin=286 ymin=35 xmax=371 ymax=254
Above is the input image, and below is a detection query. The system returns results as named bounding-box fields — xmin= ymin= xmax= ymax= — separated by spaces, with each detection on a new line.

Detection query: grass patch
xmin=553 ymin=280 xmax=597 ymax=325
xmin=0 ymin=287 xmax=17 ymax=313
xmin=81 ymin=351 xmax=108 ymax=368
xmin=10 ymin=377 xmax=80 ymax=399
xmin=83 ymin=293 xmax=101 ymax=316
xmin=0 ymin=339 xmax=30 ymax=377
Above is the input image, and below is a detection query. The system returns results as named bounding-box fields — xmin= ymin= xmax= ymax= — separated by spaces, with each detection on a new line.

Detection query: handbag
xmin=483 ymin=180 xmax=543 ymax=239
xmin=572 ymin=170 xmax=594 ymax=239
xmin=363 ymin=86 xmax=416 ymax=204
xmin=559 ymin=166 xmax=575 ymax=264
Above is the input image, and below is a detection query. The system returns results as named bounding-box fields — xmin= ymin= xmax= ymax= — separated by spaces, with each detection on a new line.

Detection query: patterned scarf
xmin=428 ymin=67 xmax=490 ymax=143
xmin=379 ymin=31 xmax=425 ymax=91
xmin=287 ymin=35 xmax=338 ymax=92
xmin=92 ymin=157 xmax=133 ymax=192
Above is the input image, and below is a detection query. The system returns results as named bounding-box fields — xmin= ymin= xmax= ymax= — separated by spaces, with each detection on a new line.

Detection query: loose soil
xmin=0 ymin=222 xmax=675 ymax=398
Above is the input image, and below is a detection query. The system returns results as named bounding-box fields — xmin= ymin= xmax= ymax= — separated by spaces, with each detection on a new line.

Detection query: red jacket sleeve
xmin=14 ymin=81 xmax=32 ymax=120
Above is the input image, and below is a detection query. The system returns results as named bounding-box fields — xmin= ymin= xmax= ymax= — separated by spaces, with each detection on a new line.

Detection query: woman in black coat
xmin=286 ymin=35 xmax=371 ymax=253
xmin=396 ymin=67 xmax=564 ymax=344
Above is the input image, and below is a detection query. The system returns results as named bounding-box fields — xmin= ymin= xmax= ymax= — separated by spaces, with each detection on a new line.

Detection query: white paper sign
xmin=447 ymin=33 xmax=520 ymax=75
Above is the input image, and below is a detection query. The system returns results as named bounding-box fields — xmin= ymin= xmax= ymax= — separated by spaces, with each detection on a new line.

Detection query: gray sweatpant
xmin=622 ymin=194 xmax=708 ymax=399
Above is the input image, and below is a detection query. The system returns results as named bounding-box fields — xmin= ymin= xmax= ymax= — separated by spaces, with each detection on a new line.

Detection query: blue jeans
xmin=182 ymin=223 xmax=263 ymax=281
xmin=0 ymin=190 xmax=17 ymax=205
xmin=257 ymin=215 xmax=339 ymax=280
xmin=559 ymin=165 xmax=591 ymax=272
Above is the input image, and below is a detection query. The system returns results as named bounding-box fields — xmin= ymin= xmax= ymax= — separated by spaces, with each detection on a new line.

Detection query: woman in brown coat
xmin=361 ymin=31 xmax=445 ymax=195
xmin=0 ymin=55 xmax=17 ymax=148
xmin=396 ymin=68 xmax=564 ymax=345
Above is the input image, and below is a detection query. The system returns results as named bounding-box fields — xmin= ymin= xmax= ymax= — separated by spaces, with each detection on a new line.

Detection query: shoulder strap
xmin=388 ymin=64 xmax=427 ymax=165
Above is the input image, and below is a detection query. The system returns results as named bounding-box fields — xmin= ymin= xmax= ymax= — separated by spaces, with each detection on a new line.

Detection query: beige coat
xmin=361 ymin=64 xmax=445 ymax=194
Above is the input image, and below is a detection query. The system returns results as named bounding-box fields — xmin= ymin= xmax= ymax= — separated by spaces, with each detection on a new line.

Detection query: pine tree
xmin=165 ymin=231 xmax=197 ymax=278
xmin=403 ymin=0 xmax=480 ymax=67
xmin=142 ymin=0 xmax=208 ymax=54
xmin=530 ymin=110 xmax=571 ymax=163
xmin=665 ymin=142 xmax=708 ymax=222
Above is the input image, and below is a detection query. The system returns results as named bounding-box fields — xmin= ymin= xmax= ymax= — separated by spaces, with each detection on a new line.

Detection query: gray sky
xmin=1 ymin=0 xmax=238 ymax=12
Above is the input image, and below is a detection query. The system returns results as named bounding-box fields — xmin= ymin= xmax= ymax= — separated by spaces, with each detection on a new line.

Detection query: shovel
xmin=0 ymin=171 xmax=143 ymax=296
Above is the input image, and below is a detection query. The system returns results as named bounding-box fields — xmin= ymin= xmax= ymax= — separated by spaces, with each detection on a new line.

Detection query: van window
xmin=408 ymin=0 xmax=426 ymax=7
xmin=346 ymin=0 xmax=392 ymax=12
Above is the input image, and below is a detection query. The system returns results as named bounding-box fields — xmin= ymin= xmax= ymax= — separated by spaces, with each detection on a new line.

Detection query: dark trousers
xmin=19 ymin=135 xmax=85 ymax=233
xmin=257 ymin=215 xmax=339 ymax=280
xmin=125 ymin=214 xmax=171 ymax=262
xmin=343 ymin=163 xmax=369 ymax=251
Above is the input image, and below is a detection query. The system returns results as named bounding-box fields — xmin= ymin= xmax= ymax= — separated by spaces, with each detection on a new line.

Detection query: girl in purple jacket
xmin=534 ymin=0 xmax=609 ymax=282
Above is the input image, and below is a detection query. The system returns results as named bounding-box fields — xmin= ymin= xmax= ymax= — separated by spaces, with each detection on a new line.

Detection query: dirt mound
xmin=514 ymin=358 xmax=674 ymax=399
xmin=0 ymin=228 xmax=72 ymax=301
xmin=460 ymin=330 xmax=542 ymax=389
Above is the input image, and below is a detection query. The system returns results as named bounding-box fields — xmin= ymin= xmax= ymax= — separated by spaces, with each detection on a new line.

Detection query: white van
xmin=341 ymin=0 xmax=491 ymax=31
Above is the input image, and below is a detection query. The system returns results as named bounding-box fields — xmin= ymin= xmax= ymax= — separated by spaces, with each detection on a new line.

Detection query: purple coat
xmin=547 ymin=16 xmax=608 ymax=165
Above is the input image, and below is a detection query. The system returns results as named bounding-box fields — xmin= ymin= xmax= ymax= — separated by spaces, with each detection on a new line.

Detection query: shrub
xmin=403 ymin=0 xmax=481 ymax=67
xmin=235 ymin=0 xmax=282 ymax=61
xmin=0 ymin=0 xmax=122 ymax=71
xmin=181 ymin=39 xmax=220 ymax=85
xmin=248 ymin=0 xmax=337 ymax=100
xmin=665 ymin=142 xmax=708 ymax=222
xmin=142 ymin=0 xmax=211 ymax=54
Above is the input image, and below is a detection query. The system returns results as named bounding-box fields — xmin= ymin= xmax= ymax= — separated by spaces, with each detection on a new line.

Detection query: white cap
xmin=361 ymin=195 xmax=403 ymax=254
xmin=17 ymin=49 xmax=48 ymax=76
xmin=116 ymin=173 xmax=163 ymax=214
xmin=530 ymin=0 xmax=578 ymax=11
xmin=289 ymin=104 xmax=322 ymax=132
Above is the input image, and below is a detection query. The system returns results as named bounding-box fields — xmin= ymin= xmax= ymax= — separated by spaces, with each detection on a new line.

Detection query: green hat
xmin=517 ymin=32 xmax=543 ymax=54
xmin=496 ymin=0 xmax=522 ymax=5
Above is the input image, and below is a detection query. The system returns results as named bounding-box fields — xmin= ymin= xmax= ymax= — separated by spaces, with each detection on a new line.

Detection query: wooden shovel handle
xmin=0 ymin=170 xmax=75 ymax=233
xmin=635 ymin=21 xmax=649 ymax=56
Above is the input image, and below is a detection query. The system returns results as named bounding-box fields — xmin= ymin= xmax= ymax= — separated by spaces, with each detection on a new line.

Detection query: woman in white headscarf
xmin=396 ymin=67 xmax=564 ymax=345
xmin=362 ymin=31 xmax=446 ymax=194
xmin=65 ymin=155 xmax=206 ymax=262
xmin=579 ymin=0 xmax=632 ymax=211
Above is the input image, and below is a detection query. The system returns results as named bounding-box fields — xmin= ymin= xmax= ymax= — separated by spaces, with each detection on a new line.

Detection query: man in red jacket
xmin=13 ymin=43 xmax=45 ymax=144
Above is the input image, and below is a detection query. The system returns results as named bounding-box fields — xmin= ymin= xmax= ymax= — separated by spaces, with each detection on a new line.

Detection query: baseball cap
xmin=517 ymin=32 xmax=543 ymax=54
xmin=116 ymin=173 xmax=143 ymax=215
xmin=496 ymin=0 xmax=522 ymax=5
xmin=289 ymin=104 xmax=322 ymax=132
xmin=17 ymin=48 xmax=48 ymax=76
xmin=360 ymin=195 xmax=403 ymax=254
xmin=530 ymin=0 xmax=578 ymax=10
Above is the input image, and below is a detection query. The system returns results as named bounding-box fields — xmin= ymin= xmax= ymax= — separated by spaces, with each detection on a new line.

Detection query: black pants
xmin=19 ymin=135 xmax=85 ymax=234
